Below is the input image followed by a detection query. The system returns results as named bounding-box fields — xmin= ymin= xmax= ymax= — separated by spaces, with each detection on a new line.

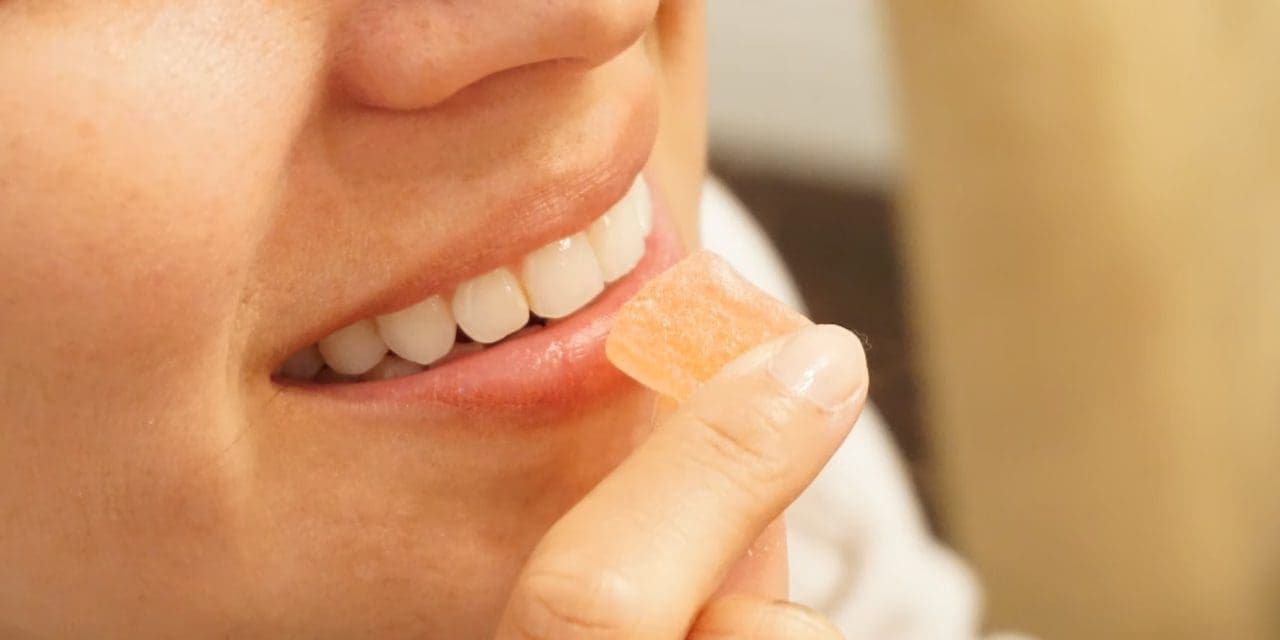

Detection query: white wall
xmin=706 ymin=1 xmax=899 ymax=188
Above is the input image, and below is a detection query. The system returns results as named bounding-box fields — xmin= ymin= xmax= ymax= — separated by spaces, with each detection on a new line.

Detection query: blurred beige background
xmin=707 ymin=2 xmax=1280 ymax=639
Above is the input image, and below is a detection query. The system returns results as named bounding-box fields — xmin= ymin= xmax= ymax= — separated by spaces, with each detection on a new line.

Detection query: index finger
xmin=496 ymin=324 xmax=867 ymax=639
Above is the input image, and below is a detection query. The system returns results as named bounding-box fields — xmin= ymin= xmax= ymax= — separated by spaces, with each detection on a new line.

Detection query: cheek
xmin=0 ymin=5 xmax=327 ymax=630
xmin=0 ymin=2 xmax=323 ymax=594
xmin=0 ymin=5 xmax=323 ymax=382
xmin=649 ymin=1 xmax=706 ymax=246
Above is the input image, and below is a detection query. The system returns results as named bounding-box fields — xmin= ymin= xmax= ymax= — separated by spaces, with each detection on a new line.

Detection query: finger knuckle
xmin=507 ymin=564 xmax=638 ymax=640
xmin=692 ymin=597 xmax=843 ymax=640
xmin=756 ymin=602 xmax=844 ymax=639
xmin=687 ymin=402 xmax=792 ymax=500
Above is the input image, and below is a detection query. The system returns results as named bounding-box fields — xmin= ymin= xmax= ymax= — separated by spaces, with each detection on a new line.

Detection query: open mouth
xmin=276 ymin=174 xmax=661 ymax=386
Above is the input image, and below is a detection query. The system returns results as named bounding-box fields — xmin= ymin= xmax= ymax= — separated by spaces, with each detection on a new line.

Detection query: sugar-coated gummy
xmin=605 ymin=250 xmax=811 ymax=400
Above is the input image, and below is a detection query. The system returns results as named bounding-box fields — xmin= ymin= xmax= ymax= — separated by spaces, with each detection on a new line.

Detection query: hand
xmin=496 ymin=324 xmax=868 ymax=639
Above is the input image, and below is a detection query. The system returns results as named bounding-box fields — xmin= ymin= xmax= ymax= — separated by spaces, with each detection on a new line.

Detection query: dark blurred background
xmin=709 ymin=165 xmax=931 ymax=504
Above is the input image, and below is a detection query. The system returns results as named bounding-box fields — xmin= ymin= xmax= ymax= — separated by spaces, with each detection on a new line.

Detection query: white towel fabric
xmin=700 ymin=179 xmax=985 ymax=639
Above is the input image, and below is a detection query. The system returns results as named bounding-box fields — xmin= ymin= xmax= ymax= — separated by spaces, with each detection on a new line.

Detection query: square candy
xmin=606 ymin=250 xmax=812 ymax=401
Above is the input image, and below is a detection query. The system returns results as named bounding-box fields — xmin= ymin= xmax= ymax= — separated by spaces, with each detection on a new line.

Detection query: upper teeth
xmin=291 ymin=176 xmax=653 ymax=380
xmin=521 ymin=233 xmax=604 ymax=319
xmin=451 ymin=267 xmax=529 ymax=344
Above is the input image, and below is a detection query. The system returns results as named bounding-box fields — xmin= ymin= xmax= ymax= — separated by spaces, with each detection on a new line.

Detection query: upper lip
xmin=272 ymin=101 xmax=659 ymax=368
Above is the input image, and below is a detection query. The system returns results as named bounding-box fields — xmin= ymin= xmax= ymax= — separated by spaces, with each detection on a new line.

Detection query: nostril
xmin=332 ymin=0 xmax=657 ymax=112
xmin=331 ymin=3 xmax=462 ymax=110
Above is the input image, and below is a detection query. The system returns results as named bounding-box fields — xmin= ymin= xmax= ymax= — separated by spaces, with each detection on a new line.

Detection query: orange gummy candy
xmin=606 ymin=250 xmax=812 ymax=401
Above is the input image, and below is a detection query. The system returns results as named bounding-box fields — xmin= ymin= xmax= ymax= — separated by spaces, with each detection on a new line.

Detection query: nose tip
xmin=333 ymin=0 xmax=658 ymax=111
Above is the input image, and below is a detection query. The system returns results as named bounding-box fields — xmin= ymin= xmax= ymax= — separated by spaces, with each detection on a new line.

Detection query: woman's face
xmin=0 ymin=2 xmax=705 ymax=637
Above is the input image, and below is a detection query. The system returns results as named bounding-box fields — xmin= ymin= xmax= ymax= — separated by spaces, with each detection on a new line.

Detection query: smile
xmin=274 ymin=169 xmax=683 ymax=415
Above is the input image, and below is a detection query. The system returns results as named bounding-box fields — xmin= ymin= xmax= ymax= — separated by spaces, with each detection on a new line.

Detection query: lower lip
xmin=293 ymin=180 xmax=685 ymax=419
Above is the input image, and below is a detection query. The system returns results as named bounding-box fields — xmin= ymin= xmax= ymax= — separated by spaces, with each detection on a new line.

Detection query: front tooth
xmin=521 ymin=232 xmax=605 ymax=319
xmin=317 ymin=319 xmax=387 ymax=375
xmin=375 ymin=295 xmax=457 ymax=365
xmin=451 ymin=268 xmax=530 ymax=343
xmin=587 ymin=195 xmax=646 ymax=282
xmin=631 ymin=177 xmax=653 ymax=236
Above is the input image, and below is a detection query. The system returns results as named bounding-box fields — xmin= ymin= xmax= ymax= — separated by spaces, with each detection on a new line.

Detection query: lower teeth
xmin=284 ymin=311 xmax=569 ymax=384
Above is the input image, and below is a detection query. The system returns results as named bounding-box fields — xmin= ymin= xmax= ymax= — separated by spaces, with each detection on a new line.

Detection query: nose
xmin=333 ymin=0 xmax=658 ymax=110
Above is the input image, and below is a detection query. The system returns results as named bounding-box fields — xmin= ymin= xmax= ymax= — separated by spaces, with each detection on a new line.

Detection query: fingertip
xmin=690 ymin=595 xmax=844 ymax=639
xmin=767 ymin=324 xmax=867 ymax=411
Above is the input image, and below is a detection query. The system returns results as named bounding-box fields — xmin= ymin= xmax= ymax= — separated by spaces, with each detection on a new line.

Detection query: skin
xmin=0 ymin=2 xmax=866 ymax=638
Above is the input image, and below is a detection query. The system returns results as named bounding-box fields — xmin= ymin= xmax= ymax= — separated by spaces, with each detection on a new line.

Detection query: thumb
xmin=496 ymin=324 xmax=867 ymax=639
xmin=651 ymin=322 xmax=868 ymax=534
